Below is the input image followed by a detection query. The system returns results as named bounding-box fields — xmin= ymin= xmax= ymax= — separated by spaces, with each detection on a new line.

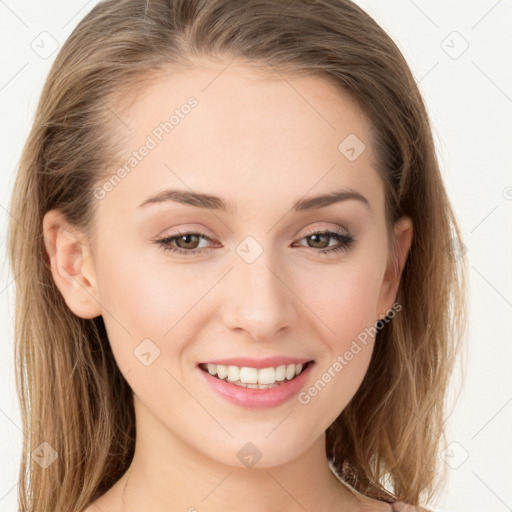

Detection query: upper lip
xmin=198 ymin=357 xmax=314 ymax=369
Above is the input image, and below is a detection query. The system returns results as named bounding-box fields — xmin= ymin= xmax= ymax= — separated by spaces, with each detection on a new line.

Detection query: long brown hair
xmin=7 ymin=0 xmax=468 ymax=510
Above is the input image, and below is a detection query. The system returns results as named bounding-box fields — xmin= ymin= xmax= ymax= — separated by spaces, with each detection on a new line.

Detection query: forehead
xmin=102 ymin=58 xmax=384 ymax=217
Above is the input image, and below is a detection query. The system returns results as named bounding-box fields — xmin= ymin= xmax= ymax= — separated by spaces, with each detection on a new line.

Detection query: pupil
xmin=181 ymin=234 xmax=197 ymax=248
xmin=310 ymin=234 xmax=326 ymax=248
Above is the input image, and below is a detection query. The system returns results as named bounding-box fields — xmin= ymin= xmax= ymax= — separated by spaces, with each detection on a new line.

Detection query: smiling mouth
xmin=198 ymin=360 xmax=314 ymax=389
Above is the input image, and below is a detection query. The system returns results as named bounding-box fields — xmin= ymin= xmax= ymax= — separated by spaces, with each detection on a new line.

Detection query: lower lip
xmin=197 ymin=362 xmax=314 ymax=409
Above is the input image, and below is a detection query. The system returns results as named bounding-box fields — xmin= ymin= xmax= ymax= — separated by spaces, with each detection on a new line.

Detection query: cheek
xmin=299 ymin=256 xmax=384 ymax=348
xmin=294 ymin=257 xmax=383 ymax=410
xmin=94 ymin=247 xmax=213 ymax=370
xmin=297 ymin=281 xmax=381 ymax=421
xmin=93 ymin=260 xmax=198 ymax=412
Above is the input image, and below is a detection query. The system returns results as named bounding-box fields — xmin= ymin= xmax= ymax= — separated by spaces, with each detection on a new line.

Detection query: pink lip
xmin=198 ymin=356 xmax=313 ymax=369
xmin=197 ymin=361 xmax=315 ymax=409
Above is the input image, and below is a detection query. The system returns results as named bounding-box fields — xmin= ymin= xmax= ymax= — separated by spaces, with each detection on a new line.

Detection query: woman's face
xmin=84 ymin=58 xmax=411 ymax=468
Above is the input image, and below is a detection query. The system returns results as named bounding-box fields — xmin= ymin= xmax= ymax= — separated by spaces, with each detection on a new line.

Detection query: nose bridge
xmin=221 ymin=237 xmax=298 ymax=340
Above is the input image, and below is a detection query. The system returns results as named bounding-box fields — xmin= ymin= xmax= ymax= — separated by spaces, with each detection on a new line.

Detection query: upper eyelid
xmin=157 ymin=221 xmax=351 ymax=238
xmin=156 ymin=227 xmax=351 ymax=245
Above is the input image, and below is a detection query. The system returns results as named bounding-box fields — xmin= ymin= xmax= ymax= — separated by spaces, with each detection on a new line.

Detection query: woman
xmin=7 ymin=0 xmax=467 ymax=510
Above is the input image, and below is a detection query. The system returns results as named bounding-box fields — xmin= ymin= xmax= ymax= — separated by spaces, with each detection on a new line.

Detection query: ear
xmin=376 ymin=215 xmax=413 ymax=318
xmin=42 ymin=209 xmax=102 ymax=319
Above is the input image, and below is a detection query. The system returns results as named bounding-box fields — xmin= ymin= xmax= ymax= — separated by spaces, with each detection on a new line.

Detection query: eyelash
xmin=154 ymin=228 xmax=356 ymax=257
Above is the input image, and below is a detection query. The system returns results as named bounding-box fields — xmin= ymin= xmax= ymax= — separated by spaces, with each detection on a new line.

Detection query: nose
xmin=221 ymin=251 xmax=299 ymax=342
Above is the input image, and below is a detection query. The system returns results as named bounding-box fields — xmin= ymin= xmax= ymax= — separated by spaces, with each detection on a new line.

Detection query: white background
xmin=1 ymin=1 xmax=511 ymax=511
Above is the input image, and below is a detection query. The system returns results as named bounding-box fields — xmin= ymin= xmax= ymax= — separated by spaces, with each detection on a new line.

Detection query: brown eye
xmin=154 ymin=228 xmax=356 ymax=258
xmin=306 ymin=232 xmax=331 ymax=249
xmin=174 ymin=233 xmax=201 ymax=250
xmin=154 ymin=230 xmax=214 ymax=256
xmin=293 ymin=229 xmax=356 ymax=255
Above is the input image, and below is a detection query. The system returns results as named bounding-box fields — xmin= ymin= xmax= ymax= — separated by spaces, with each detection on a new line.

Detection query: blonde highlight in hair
xmin=7 ymin=1 xmax=468 ymax=510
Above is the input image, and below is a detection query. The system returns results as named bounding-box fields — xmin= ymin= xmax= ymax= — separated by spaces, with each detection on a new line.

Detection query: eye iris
xmin=309 ymin=233 xmax=329 ymax=248
xmin=177 ymin=234 xmax=199 ymax=249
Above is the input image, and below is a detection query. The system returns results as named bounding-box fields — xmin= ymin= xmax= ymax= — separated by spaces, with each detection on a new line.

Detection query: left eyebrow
xmin=293 ymin=188 xmax=371 ymax=212
xmin=137 ymin=187 xmax=371 ymax=213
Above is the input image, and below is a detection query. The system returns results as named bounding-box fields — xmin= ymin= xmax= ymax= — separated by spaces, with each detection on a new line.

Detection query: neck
xmin=110 ymin=398 xmax=360 ymax=512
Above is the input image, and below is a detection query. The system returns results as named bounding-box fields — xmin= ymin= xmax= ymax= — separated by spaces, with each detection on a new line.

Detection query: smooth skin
xmin=43 ymin=57 xmax=413 ymax=511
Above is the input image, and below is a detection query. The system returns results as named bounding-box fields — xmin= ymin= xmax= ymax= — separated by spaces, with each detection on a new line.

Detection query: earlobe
xmin=376 ymin=215 xmax=413 ymax=317
xmin=42 ymin=209 xmax=102 ymax=319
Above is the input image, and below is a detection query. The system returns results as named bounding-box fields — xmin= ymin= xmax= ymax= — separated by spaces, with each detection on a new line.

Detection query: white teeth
xmin=202 ymin=362 xmax=309 ymax=385
xmin=285 ymin=364 xmax=296 ymax=380
xmin=216 ymin=365 xmax=227 ymax=380
xmin=275 ymin=365 xmax=286 ymax=381
xmin=227 ymin=365 xmax=240 ymax=382
xmin=258 ymin=367 xmax=276 ymax=385
xmin=239 ymin=366 xmax=258 ymax=384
